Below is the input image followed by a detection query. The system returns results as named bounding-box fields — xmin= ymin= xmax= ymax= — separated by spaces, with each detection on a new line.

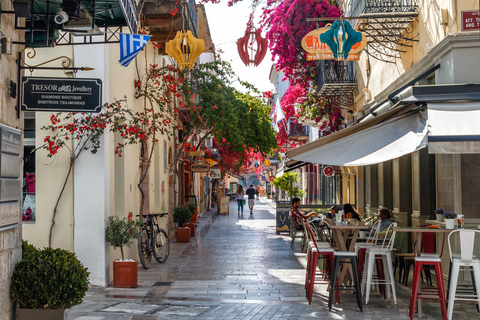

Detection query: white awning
xmin=427 ymin=101 xmax=480 ymax=153
xmin=288 ymin=111 xmax=427 ymax=166
xmin=287 ymin=100 xmax=480 ymax=166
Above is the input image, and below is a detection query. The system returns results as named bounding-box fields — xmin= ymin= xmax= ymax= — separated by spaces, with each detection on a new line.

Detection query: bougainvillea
xmin=260 ymin=0 xmax=341 ymax=86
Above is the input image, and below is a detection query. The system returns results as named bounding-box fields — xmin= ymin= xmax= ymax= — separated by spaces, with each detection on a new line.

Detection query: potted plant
xmin=185 ymin=202 xmax=197 ymax=237
xmin=105 ymin=215 xmax=141 ymax=288
xmin=173 ymin=206 xmax=192 ymax=242
xmin=443 ymin=210 xmax=457 ymax=229
xmin=434 ymin=208 xmax=444 ymax=222
xmin=10 ymin=241 xmax=90 ymax=320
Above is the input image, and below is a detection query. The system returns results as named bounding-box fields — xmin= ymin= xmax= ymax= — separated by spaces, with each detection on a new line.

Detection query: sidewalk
xmin=68 ymin=197 xmax=476 ymax=320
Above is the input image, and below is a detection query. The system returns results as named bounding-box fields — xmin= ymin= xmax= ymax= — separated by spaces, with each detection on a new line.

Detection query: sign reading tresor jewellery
xmin=21 ymin=77 xmax=103 ymax=112
xmin=0 ymin=125 xmax=21 ymax=229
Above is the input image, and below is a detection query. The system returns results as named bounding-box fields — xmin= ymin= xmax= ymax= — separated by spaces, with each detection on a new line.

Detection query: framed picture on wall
xmin=164 ymin=140 xmax=168 ymax=173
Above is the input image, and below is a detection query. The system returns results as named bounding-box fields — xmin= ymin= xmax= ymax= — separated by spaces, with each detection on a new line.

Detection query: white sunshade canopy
xmin=287 ymin=101 xmax=480 ymax=167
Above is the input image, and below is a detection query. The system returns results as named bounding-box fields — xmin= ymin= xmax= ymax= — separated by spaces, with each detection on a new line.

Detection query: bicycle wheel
xmin=138 ymin=230 xmax=152 ymax=269
xmin=152 ymin=227 xmax=170 ymax=263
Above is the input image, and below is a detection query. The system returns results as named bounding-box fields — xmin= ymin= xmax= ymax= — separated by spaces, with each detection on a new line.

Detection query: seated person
xmin=343 ymin=203 xmax=361 ymax=222
xmin=371 ymin=208 xmax=393 ymax=233
xmin=289 ymin=197 xmax=317 ymax=228
xmin=326 ymin=205 xmax=337 ymax=219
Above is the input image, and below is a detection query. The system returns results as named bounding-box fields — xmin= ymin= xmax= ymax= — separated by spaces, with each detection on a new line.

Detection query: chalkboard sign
xmin=276 ymin=201 xmax=291 ymax=235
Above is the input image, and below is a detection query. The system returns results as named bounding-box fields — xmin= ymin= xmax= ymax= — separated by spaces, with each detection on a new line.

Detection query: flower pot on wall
xmin=113 ymin=260 xmax=138 ymax=288
xmin=19 ymin=308 xmax=67 ymax=320
xmin=184 ymin=223 xmax=195 ymax=237
xmin=176 ymin=227 xmax=191 ymax=243
xmin=444 ymin=218 xmax=456 ymax=229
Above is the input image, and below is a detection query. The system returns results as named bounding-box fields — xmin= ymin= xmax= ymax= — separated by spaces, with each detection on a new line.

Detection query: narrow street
xmin=68 ymin=198 xmax=471 ymax=320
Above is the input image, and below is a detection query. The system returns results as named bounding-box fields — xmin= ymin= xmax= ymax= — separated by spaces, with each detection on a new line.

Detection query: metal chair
xmin=446 ymin=230 xmax=480 ymax=320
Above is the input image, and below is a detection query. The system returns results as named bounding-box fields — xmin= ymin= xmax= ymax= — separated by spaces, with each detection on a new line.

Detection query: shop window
xmin=23 ymin=112 xmax=36 ymax=222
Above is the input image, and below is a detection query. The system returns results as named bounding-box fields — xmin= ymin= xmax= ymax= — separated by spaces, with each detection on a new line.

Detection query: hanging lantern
xmin=237 ymin=27 xmax=268 ymax=67
xmin=165 ymin=30 xmax=205 ymax=70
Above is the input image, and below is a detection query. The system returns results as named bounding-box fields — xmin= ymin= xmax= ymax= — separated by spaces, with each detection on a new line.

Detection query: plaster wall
xmin=0 ymin=1 xmax=25 ymax=318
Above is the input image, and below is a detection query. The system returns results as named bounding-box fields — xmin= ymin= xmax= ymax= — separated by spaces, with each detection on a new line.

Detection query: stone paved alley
xmin=68 ymin=198 xmax=479 ymax=320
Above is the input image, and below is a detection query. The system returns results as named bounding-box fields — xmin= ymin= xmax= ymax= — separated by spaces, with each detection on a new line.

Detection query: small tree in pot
xmin=10 ymin=241 xmax=90 ymax=320
xmin=173 ymin=206 xmax=192 ymax=242
xmin=105 ymin=215 xmax=141 ymax=287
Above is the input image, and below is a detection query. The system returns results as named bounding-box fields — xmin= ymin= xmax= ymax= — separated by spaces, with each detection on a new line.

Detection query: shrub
xmin=105 ymin=216 xmax=141 ymax=260
xmin=173 ymin=206 xmax=192 ymax=227
xmin=10 ymin=242 xmax=90 ymax=310
xmin=186 ymin=202 xmax=196 ymax=215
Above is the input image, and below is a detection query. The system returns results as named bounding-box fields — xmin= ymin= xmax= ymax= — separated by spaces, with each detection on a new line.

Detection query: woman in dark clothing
xmin=343 ymin=203 xmax=361 ymax=221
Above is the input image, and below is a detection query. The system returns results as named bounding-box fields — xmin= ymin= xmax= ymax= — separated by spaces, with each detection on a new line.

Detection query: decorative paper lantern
xmin=237 ymin=27 xmax=268 ymax=67
xmin=165 ymin=30 xmax=205 ymax=70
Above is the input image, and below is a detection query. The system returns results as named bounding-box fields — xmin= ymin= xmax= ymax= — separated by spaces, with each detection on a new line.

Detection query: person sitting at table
xmin=371 ymin=208 xmax=393 ymax=233
xmin=343 ymin=203 xmax=361 ymax=222
xmin=289 ymin=197 xmax=317 ymax=228
xmin=326 ymin=205 xmax=337 ymax=219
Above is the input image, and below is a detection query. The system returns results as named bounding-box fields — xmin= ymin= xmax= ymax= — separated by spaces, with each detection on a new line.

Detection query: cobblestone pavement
xmin=69 ymin=198 xmax=480 ymax=320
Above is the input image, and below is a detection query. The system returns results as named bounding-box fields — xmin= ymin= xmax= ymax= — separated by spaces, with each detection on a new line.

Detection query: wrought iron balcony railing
xmin=317 ymin=60 xmax=357 ymax=97
xmin=287 ymin=118 xmax=309 ymax=141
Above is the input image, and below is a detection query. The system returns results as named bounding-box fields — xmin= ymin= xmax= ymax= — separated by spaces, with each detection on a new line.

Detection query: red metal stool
xmin=305 ymin=244 xmax=339 ymax=304
xmin=409 ymin=256 xmax=447 ymax=320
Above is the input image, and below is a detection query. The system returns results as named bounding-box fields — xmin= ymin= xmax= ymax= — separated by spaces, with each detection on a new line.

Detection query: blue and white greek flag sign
xmin=119 ymin=33 xmax=151 ymax=67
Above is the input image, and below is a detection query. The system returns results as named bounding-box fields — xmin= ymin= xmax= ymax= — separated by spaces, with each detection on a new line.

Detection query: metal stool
xmin=328 ymin=251 xmax=363 ymax=312
xmin=409 ymin=256 xmax=447 ymax=320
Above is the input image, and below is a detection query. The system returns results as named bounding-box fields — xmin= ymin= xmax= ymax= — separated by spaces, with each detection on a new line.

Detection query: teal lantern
xmin=320 ymin=20 xmax=363 ymax=60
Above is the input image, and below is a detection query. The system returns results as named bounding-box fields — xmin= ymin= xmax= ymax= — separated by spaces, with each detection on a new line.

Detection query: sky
xmin=204 ymin=1 xmax=275 ymax=93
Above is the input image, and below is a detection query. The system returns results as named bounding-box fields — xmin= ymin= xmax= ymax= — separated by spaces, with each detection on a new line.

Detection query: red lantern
xmin=237 ymin=27 xmax=268 ymax=67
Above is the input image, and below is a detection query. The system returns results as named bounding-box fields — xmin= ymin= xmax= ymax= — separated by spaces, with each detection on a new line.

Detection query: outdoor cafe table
xmin=324 ymin=219 xmax=369 ymax=284
xmin=393 ymin=225 xmax=458 ymax=318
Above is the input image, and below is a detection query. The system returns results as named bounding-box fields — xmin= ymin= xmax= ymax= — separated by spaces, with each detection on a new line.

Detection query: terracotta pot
xmin=113 ymin=259 xmax=138 ymax=288
xmin=184 ymin=223 xmax=195 ymax=237
xmin=19 ymin=308 xmax=67 ymax=320
xmin=176 ymin=227 xmax=191 ymax=243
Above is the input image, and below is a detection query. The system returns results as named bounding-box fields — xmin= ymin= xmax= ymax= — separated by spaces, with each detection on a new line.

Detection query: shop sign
xmin=462 ymin=11 xmax=480 ymax=31
xmin=0 ymin=154 xmax=21 ymax=178
xmin=1 ymin=129 xmax=21 ymax=155
xmin=0 ymin=203 xmax=20 ymax=229
xmin=191 ymin=156 xmax=210 ymax=172
xmin=189 ymin=151 xmax=204 ymax=156
xmin=323 ymin=166 xmax=335 ymax=177
xmin=275 ymin=201 xmax=291 ymax=234
xmin=301 ymin=22 xmax=367 ymax=61
xmin=264 ymin=159 xmax=271 ymax=166
xmin=208 ymin=169 xmax=221 ymax=179
xmin=0 ymin=179 xmax=20 ymax=202
xmin=21 ymin=77 xmax=103 ymax=112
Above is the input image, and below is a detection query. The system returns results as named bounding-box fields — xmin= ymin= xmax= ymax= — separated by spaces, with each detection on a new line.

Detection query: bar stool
xmin=409 ymin=255 xmax=447 ymax=320
xmin=328 ymin=251 xmax=363 ymax=312
xmin=361 ymin=223 xmax=397 ymax=304
xmin=305 ymin=243 xmax=339 ymax=305
xmin=355 ymin=219 xmax=382 ymax=278
xmin=446 ymin=230 xmax=480 ymax=320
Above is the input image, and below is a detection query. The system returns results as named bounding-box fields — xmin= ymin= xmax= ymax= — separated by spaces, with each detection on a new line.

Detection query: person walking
xmin=255 ymin=186 xmax=260 ymax=200
xmin=236 ymin=185 xmax=245 ymax=215
xmin=246 ymin=184 xmax=256 ymax=215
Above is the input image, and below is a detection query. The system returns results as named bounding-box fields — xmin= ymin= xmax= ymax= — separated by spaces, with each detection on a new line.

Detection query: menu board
xmin=219 ymin=196 xmax=229 ymax=215
xmin=276 ymin=201 xmax=291 ymax=234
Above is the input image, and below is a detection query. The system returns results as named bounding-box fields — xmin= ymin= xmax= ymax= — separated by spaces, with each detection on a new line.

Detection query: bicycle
xmin=137 ymin=213 xmax=170 ymax=269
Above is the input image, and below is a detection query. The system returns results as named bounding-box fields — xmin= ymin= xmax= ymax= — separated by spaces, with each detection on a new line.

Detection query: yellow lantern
xmin=165 ymin=30 xmax=205 ymax=70
xmin=264 ymin=159 xmax=271 ymax=166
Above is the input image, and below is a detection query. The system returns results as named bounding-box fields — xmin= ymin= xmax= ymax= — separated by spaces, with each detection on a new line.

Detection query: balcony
xmin=317 ymin=60 xmax=357 ymax=108
xmin=344 ymin=0 xmax=419 ymax=62
xmin=12 ymin=0 xmax=138 ymax=47
xmin=287 ymin=118 xmax=309 ymax=141
xmin=141 ymin=0 xmax=197 ymax=54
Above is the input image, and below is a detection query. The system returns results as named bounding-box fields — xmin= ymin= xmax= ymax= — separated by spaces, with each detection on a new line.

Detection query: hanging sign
xmin=208 ymin=169 xmax=221 ymax=179
xmin=301 ymin=21 xmax=367 ymax=61
xmin=323 ymin=166 xmax=335 ymax=177
xmin=21 ymin=77 xmax=102 ymax=112
xmin=191 ymin=156 xmax=210 ymax=172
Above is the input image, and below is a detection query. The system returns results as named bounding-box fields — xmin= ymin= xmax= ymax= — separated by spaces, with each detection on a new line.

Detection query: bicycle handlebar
xmin=136 ymin=213 xmax=168 ymax=218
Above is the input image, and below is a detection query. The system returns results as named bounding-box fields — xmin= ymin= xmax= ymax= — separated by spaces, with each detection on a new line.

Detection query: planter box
xmin=113 ymin=260 xmax=138 ymax=288
xmin=177 ymin=227 xmax=191 ymax=243
xmin=19 ymin=308 xmax=67 ymax=320
xmin=184 ymin=223 xmax=195 ymax=237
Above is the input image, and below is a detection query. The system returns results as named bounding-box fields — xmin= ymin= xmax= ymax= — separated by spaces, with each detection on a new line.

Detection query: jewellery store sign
xmin=0 ymin=125 xmax=21 ymax=230
xmin=21 ymin=77 xmax=103 ymax=112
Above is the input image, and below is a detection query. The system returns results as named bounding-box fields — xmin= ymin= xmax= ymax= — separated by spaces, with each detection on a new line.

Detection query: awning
xmin=287 ymin=99 xmax=480 ymax=166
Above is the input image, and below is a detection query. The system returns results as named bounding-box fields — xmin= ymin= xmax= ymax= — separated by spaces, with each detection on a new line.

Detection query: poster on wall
xmin=219 ymin=196 xmax=229 ymax=215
